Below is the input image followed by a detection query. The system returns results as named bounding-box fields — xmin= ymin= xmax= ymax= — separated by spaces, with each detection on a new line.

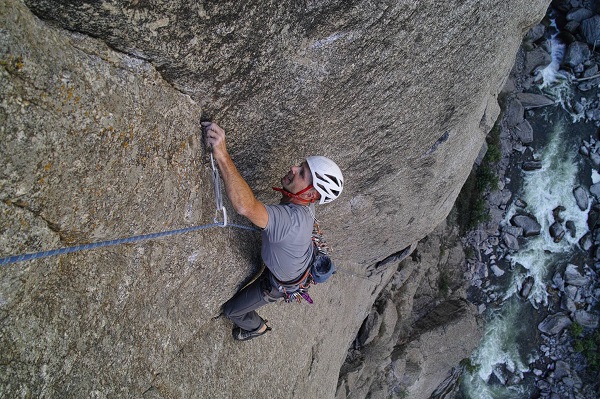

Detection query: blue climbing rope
xmin=0 ymin=222 xmax=258 ymax=266
xmin=0 ymin=133 xmax=260 ymax=266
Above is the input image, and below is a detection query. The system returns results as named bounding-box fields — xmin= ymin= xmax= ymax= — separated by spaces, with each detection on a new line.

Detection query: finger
xmin=201 ymin=121 xmax=212 ymax=127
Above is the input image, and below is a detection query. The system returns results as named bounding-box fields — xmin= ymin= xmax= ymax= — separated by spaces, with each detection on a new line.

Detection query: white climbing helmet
xmin=306 ymin=156 xmax=344 ymax=204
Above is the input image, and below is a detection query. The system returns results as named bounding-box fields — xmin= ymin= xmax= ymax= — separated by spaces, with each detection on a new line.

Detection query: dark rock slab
xmin=538 ymin=313 xmax=572 ymax=335
xmin=573 ymin=310 xmax=599 ymax=328
xmin=505 ymin=98 xmax=525 ymax=128
xmin=511 ymin=214 xmax=541 ymax=236
xmin=581 ymin=15 xmax=600 ymax=46
xmin=590 ymin=182 xmax=600 ymax=199
xmin=515 ymin=93 xmax=555 ymax=109
xmin=573 ymin=186 xmax=589 ymax=211
xmin=522 ymin=160 xmax=542 ymax=170
xmin=567 ymin=8 xmax=594 ymax=22
xmin=520 ymin=276 xmax=534 ymax=299
xmin=550 ymin=222 xmax=565 ymax=243
xmin=564 ymin=264 xmax=589 ymax=286
xmin=514 ymin=120 xmax=534 ymax=144
xmin=564 ymin=41 xmax=591 ymax=67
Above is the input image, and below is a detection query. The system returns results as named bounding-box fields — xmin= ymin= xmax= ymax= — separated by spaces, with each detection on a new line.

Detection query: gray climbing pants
xmin=222 ymin=274 xmax=284 ymax=331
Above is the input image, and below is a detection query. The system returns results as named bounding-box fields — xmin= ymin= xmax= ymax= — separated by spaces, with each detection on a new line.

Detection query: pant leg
xmin=222 ymin=275 xmax=283 ymax=331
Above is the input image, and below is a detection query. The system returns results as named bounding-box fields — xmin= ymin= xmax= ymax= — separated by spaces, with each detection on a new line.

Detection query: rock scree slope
xmin=0 ymin=0 xmax=549 ymax=398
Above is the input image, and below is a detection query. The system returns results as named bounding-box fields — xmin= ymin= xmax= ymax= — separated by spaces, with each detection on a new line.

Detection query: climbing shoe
xmin=232 ymin=323 xmax=271 ymax=341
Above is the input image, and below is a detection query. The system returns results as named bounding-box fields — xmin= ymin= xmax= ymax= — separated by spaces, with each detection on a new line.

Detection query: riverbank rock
xmin=574 ymin=310 xmax=599 ymax=329
xmin=564 ymin=41 xmax=591 ymax=68
xmin=523 ymin=160 xmax=543 ymax=170
xmin=573 ymin=186 xmax=589 ymax=211
xmin=520 ymin=276 xmax=535 ymax=298
xmin=538 ymin=313 xmax=572 ymax=335
xmin=564 ymin=264 xmax=589 ymax=286
xmin=506 ymin=98 xmax=525 ymax=127
xmin=550 ymin=222 xmax=566 ymax=243
xmin=580 ymin=15 xmax=600 ymax=46
xmin=511 ymin=214 xmax=542 ymax=236
xmin=515 ymin=120 xmax=534 ymax=144
xmin=516 ymin=93 xmax=555 ymax=109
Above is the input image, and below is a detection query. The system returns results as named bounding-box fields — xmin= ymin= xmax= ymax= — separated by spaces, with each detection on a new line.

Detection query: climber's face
xmin=282 ymin=161 xmax=313 ymax=195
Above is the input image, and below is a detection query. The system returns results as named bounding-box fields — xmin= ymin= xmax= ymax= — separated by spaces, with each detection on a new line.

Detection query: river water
xmin=458 ymin=43 xmax=599 ymax=398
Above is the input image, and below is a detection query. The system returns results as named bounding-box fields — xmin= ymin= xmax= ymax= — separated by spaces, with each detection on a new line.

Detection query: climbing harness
xmin=0 ymin=137 xmax=257 ymax=266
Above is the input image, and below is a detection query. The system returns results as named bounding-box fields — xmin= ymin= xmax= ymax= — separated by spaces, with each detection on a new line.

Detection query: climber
xmin=203 ymin=121 xmax=344 ymax=341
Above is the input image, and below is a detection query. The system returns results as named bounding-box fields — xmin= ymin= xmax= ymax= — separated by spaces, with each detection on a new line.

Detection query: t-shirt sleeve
xmin=264 ymin=205 xmax=293 ymax=243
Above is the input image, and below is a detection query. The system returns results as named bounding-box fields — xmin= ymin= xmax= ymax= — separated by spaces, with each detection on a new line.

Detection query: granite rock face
xmin=337 ymin=221 xmax=483 ymax=399
xmin=1 ymin=0 xmax=548 ymax=398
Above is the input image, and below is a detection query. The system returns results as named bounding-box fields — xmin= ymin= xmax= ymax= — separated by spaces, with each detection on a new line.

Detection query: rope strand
xmin=0 ymin=222 xmax=258 ymax=266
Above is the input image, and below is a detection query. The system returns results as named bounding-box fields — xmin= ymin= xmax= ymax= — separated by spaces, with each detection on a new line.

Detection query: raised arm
xmin=202 ymin=122 xmax=268 ymax=229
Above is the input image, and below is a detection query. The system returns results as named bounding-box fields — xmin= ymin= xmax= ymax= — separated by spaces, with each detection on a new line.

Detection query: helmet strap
xmin=272 ymin=185 xmax=315 ymax=204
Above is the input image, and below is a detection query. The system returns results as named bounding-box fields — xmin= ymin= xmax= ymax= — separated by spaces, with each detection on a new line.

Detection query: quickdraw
xmin=210 ymin=152 xmax=228 ymax=226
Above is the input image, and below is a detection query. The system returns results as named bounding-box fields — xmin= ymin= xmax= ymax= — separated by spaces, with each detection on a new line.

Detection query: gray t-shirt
xmin=262 ymin=202 xmax=315 ymax=282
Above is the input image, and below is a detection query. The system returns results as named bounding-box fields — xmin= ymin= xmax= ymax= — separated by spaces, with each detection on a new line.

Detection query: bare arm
xmin=202 ymin=122 xmax=268 ymax=229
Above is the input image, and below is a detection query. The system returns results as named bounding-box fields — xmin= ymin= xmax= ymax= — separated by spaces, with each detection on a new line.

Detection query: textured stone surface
xmin=1 ymin=0 xmax=548 ymax=398
xmin=337 ymin=220 xmax=483 ymax=399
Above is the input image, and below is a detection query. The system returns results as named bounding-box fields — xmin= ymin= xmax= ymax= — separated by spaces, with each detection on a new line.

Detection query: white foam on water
xmin=463 ymin=118 xmax=589 ymax=399
xmin=503 ymin=120 xmax=588 ymax=307
xmin=538 ymin=36 xmax=566 ymax=89
xmin=462 ymin=299 xmax=532 ymax=399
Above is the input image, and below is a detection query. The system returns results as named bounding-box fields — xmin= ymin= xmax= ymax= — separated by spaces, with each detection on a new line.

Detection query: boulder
xmin=564 ymin=41 xmax=591 ymax=67
xmin=565 ymin=285 xmax=580 ymax=301
xmin=511 ymin=214 xmax=541 ymax=236
xmin=550 ymin=222 xmax=565 ymax=243
xmin=579 ymin=232 xmax=593 ymax=251
xmin=590 ymin=151 xmax=600 ymax=168
xmin=553 ymin=360 xmax=570 ymax=380
xmin=501 ymin=225 xmax=524 ymax=237
xmin=589 ymin=182 xmax=600 ymax=199
xmin=522 ymin=160 xmax=542 ymax=170
xmin=524 ymin=23 xmax=546 ymax=42
xmin=505 ymin=98 xmax=525 ymax=128
xmin=573 ymin=186 xmax=589 ymax=211
xmin=488 ymin=189 xmax=512 ymax=208
xmin=553 ymin=205 xmax=566 ymax=222
xmin=565 ymin=221 xmax=576 ymax=238
xmin=564 ymin=264 xmax=589 ymax=286
xmin=553 ymin=271 xmax=565 ymax=291
xmin=561 ymin=295 xmax=577 ymax=312
xmin=524 ymin=47 xmax=552 ymax=75
xmin=580 ymin=15 xmax=600 ymax=46
xmin=538 ymin=313 xmax=572 ymax=335
xmin=514 ymin=198 xmax=528 ymax=208
xmin=514 ymin=120 xmax=534 ymax=144
xmin=520 ymin=276 xmax=535 ymax=298
xmin=583 ymin=64 xmax=599 ymax=78
xmin=566 ymin=8 xmax=594 ymax=22
xmin=515 ymin=93 xmax=555 ymax=109
xmin=491 ymin=264 xmax=505 ymax=277
xmin=588 ymin=205 xmax=600 ymax=229
xmin=573 ymin=310 xmax=599 ymax=328
xmin=502 ymin=231 xmax=520 ymax=251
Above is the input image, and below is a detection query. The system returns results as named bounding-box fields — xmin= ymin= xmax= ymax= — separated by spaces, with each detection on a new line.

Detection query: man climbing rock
xmin=203 ymin=121 xmax=344 ymax=341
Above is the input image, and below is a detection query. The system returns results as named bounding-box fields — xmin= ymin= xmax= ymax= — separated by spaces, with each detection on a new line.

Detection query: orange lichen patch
xmin=43 ymin=162 xmax=52 ymax=171
xmin=0 ymin=55 xmax=24 ymax=72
